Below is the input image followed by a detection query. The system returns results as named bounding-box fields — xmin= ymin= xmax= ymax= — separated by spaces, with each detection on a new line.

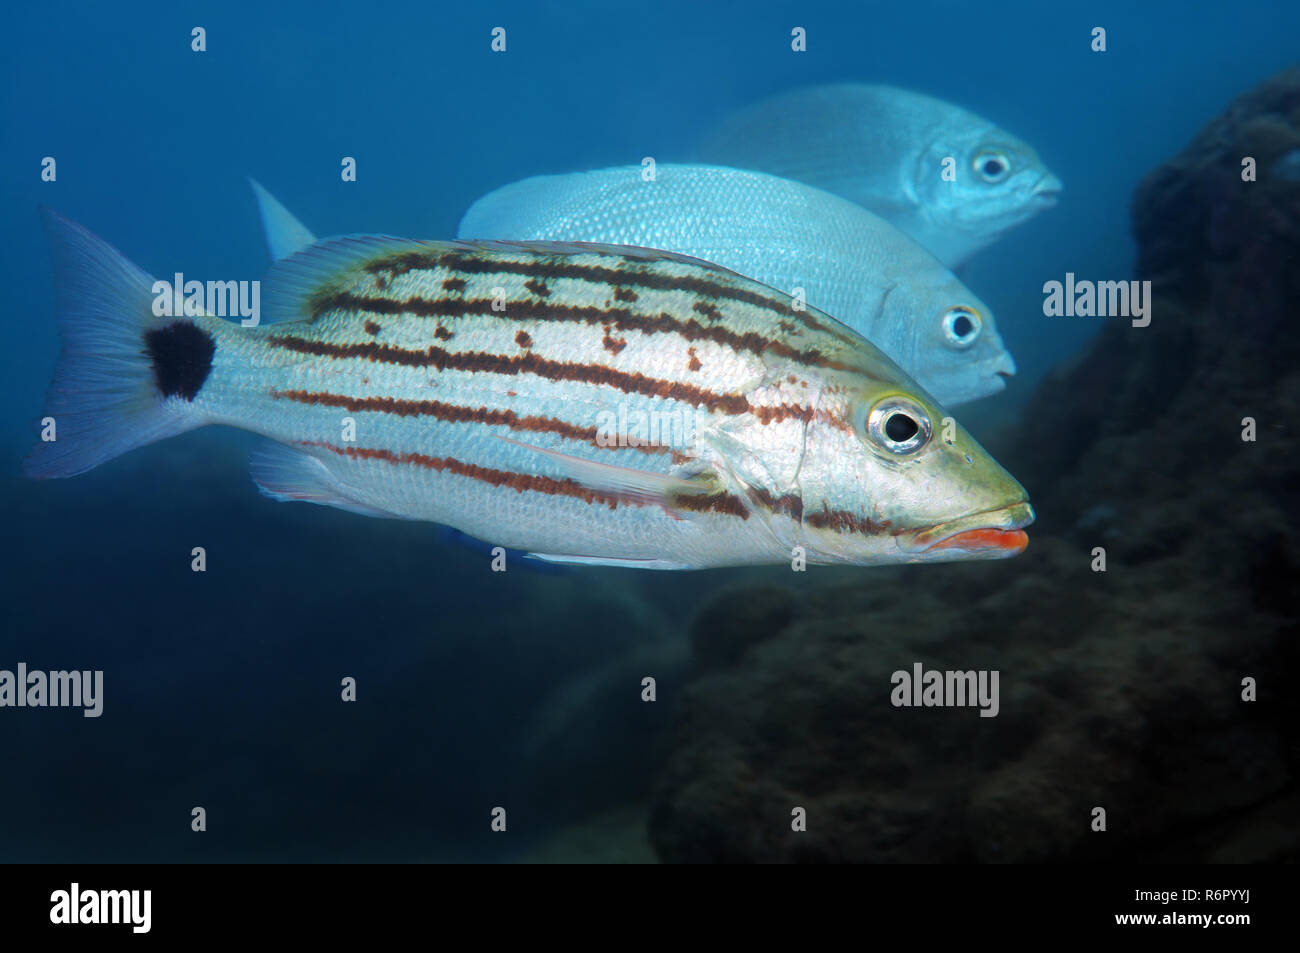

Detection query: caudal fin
xmin=24 ymin=209 xmax=211 ymax=479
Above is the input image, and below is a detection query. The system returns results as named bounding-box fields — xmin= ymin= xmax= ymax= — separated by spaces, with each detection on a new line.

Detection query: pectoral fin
xmin=494 ymin=434 xmax=716 ymax=517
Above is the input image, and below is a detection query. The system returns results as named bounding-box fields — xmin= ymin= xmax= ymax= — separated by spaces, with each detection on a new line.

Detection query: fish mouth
xmin=905 ymin=501 xmax=1035 ymax=558
xmin=1031 ymin=172 xmax=1063 ymax=207
xmin=984 ymin=366 xmax=1016 ymax=396
xmin=979 ymin=354 xmax=1016 ymax=394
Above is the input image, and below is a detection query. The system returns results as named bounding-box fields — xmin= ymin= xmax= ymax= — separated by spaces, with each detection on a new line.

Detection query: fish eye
xmin=942 ymin=306 xmax=982 ymax=349
xmin=974 ymin=151 xmax=1011 ymax=183
xmin=865 ymin=397 xmax=931 ymax=455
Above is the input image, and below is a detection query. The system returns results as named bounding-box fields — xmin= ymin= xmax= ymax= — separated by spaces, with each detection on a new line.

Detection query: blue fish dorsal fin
xmin=249 ymin=179 xmax=318 ymax=261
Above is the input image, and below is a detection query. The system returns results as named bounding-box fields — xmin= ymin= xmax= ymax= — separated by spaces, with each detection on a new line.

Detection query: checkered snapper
xmin=25 ymin=209 xmax=1033 ymax=570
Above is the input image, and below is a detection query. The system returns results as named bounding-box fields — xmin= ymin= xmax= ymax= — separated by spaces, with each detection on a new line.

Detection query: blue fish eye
xmin=943 ymin=307 xmax=982 ymax=348
xmin=974 ymin=151 xmax=1011 ymax=182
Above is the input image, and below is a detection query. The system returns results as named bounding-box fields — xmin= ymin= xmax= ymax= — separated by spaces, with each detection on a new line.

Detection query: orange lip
xmin=925 ymin=527 xmax=1028 ymax=555
xmin=907 ymin=502 xmax=1035 ymax=556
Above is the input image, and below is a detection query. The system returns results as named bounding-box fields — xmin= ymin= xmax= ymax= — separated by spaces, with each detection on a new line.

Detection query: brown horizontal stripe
xmin=301 ymin=440 xmax=750 ymax=520
xmin=368 ymin=249 xmax=785 ymax=312
xmin=672 ymin=491 xmax=750 ymax=519
xmin=741 ymin=491 xmax=894 ymax=539
xmin=269 ymin=388 xmax=669 ymax=454
xmin=303 ymin=440 xmax=627 ymax=509
xmin=300 ymin=437 xmax=883 ymax=537
xmin=308 ymin=292 xmax=858 ymax=374
xmin=680 ymin=487 xmax=884 ymax=534
xmin=749 ymin=488 xmax=805 ymax=522
xmin=266 ymin=336 xmax=815 ymax=424
xmin=805 ymin=503 xmax=892 ymax=536
xmin=362 ymin=248 xmax=850 ymax=341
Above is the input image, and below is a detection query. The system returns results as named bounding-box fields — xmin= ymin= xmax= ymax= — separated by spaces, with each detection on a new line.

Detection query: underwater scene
xmin=2 ymin=0 xmax=1298 ymax=867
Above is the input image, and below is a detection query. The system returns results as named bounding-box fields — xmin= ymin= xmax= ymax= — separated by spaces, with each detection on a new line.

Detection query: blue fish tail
xmin=25 ymin=209 xmax=207 ymax=479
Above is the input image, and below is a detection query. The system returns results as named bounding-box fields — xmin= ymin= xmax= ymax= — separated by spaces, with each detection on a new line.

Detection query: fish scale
xmin=456 ymin=164 xmax=1014 ymax=406
xmin=26 ymin=211 xmax=1034 ymax=569
xmin=699 ymin=84 xmax=1063 ymax=269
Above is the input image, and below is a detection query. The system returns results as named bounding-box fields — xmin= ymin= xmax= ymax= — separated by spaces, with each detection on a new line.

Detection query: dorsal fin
xmin=259 ymin=230 xmax=782 ymax=326
xmin=249 ymin=179 xmax=318 ymax=261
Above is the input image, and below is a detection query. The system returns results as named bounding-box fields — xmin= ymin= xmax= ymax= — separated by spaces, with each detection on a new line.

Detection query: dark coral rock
xmin=1135 ymin=65 xmax=1300 ymax=347
xmin=649 ymin=67 xmax=1300 ymax=863
xmin=688 ymin=586 xmax=796 ymax=674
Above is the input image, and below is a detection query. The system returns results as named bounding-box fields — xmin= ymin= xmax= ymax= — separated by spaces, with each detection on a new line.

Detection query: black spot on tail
xmin=144 ymin=321 xmax=215 ymax=401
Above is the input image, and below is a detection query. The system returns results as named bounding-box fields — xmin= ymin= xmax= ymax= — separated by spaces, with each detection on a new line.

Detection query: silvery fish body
xmin=699 ymin=84 xmax=1063 ymax=268
xmin=27 ymin=211 xmax=1033 ymax=570
xmin=457 ymin=164 xmax=1014 ymax=407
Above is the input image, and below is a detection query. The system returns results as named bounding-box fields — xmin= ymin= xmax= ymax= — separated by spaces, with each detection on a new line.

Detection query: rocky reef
xmin=648 ymin=67 xmax=1300 ymax=863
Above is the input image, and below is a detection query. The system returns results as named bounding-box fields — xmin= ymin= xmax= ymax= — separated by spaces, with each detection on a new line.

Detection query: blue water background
xmin=1 ymin=1 xmax=1296 ymax=861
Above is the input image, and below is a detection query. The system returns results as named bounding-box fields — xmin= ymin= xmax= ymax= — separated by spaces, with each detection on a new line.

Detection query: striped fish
xmin=456 ymin=164 xmax=1016 ymax=406
xmin=253 ymin=174 xmax=1017 ymax=407
xmin=26 ymin=210 xmax=1033 ymax=570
